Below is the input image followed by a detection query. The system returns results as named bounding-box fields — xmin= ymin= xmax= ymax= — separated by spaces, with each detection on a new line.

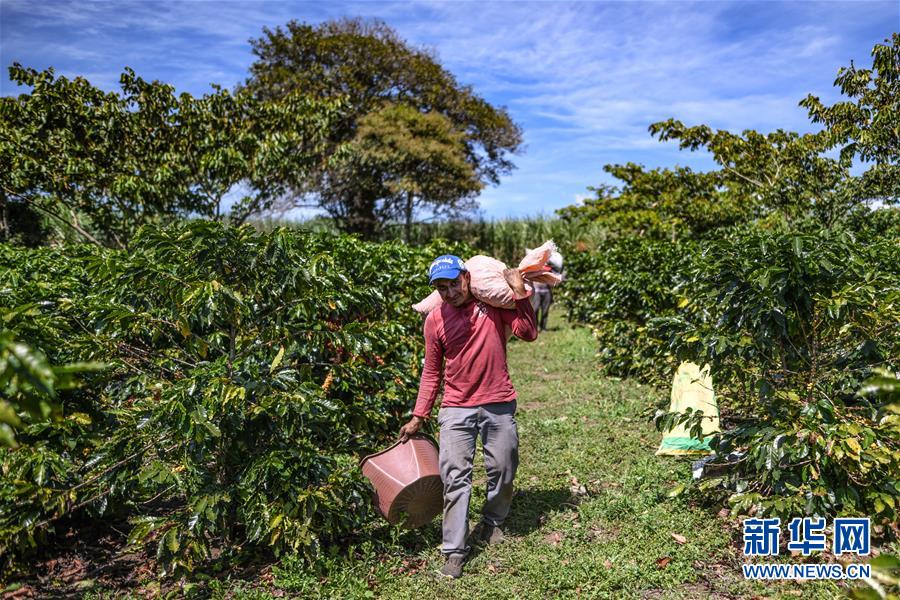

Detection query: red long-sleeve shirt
xmin=412 ymin=298 xmax=538 ymax=418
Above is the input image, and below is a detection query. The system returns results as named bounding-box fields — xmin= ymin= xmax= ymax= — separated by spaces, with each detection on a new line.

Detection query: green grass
xmin=89 ymin=313 xmax=890 ymax=599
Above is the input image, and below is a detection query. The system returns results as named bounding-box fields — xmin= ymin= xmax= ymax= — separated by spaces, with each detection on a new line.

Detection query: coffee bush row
xmin=0 ymin=222 xmax=465 ymax=573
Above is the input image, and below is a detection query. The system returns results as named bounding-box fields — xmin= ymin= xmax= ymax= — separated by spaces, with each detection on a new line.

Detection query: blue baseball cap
xmin=428 ymin=255 xmax=466 ymax=283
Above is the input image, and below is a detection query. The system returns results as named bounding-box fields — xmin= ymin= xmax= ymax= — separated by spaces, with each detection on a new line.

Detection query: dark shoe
xmin=472 ymin=521 xmax=505 ymax=545
xmin=439 ymin=554 xmax=465 ymax=579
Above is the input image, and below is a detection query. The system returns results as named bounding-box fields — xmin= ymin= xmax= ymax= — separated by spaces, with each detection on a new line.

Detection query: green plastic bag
xmin=656 ymin=361 xmax=720 ymax=455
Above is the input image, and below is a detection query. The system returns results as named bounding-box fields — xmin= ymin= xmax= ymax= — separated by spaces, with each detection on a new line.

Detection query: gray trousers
xmin=531 ymin=290 xmax=552 ymax=330
xmin=437 ymin=400 xmax=519 ymax=556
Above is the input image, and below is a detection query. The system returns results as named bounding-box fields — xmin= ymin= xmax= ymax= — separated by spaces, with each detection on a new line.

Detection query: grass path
xmin=248 ymin=318 xmax=867 ymax=600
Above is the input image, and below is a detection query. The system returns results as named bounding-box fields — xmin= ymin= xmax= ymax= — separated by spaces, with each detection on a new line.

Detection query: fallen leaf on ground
xmin=569 ymin=476 xmax=588 ymax=497
xmin=544 ymin=531 xmax=564 ymax=546
xmin=58 ymin=558 xmax=86 ymax=580
xmin=3 ymin=585 xmax=37 ymax=599
xmin=671 ymin=533 xmax=687 ymax=544
xmin=656 ymin=556 xmax=672 ymax=569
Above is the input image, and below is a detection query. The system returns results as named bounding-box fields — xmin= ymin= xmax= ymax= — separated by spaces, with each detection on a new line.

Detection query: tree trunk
xmin=404 ymin=191 xmax=413 ymax=243
xmin=343 ymin=191 xmax=380 ymax=239
xmin=0 ymin=193 xmax=8 ymax=243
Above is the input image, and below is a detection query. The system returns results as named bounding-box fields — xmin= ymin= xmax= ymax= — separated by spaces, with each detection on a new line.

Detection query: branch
xmin=32 ymin=441 xmax=178 ymax=530
xmin=3 ymin=187 xmax=103 ymax=247
xmin=722 ymin=166 xmax=766 ymax=189
xmin=69 ymin=440 xmax=157 ymax=493
xmin=117 ymin=341 xmax=194 ymax=372
xmin=69 ymin=207 xmax=113 ymax=249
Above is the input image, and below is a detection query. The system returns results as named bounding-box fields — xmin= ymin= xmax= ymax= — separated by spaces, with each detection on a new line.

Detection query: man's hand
xmin=502 ymin=268 xmax=528 ymax=299
xmin=399 ymin=416 xmax=425 ymax=442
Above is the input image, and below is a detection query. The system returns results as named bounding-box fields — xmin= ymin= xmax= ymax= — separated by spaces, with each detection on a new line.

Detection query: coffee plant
xmin=651 ymin=225 xmax=899 ymax=522
xmin=560 ymin=36 xmax=899 ymax=526
xmin=558 ymin=236 xmax=696 ymax=382
xmin=0 ymin=222 xmax=468 ymax=574
xmin=562 ymin=220 xmax=898 ymax=523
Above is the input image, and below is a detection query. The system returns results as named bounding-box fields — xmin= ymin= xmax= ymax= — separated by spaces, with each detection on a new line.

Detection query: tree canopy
xmin=801 ymin=32 xmax=899 ymax=206
xmin=557 ymin=163 xmax=750 ymax=240
xmin=243 ymin=17 xmax=523 ymax=238
xmin=0 ymin=64 xmax=339 ymax=248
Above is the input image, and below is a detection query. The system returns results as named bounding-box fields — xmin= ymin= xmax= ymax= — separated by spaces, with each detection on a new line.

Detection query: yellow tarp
xmin=655 ymin=361 xmax=720 ymax=456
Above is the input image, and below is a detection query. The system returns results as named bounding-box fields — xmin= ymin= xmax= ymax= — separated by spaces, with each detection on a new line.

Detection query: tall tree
xmin=0 ymin=65 xmax=338 ymax=248
xmin=340 ymin=103 xmax=483 ymax=241
xmin=243 ymin=17 xmax=523 ymax=238
xmin=647 ymin=123 xmax=856 ymax=227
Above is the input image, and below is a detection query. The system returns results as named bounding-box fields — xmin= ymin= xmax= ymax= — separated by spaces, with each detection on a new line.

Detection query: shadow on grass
xmin=504 ymin=487 xmax=576 ymax=537
xmin=454 ymin=487 xmax=574 ymax=565
xmin=364 ymin=487 xmax=573 ymax=563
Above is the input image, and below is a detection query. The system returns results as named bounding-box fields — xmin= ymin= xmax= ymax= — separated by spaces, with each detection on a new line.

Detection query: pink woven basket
xmin=360 ymin=434 xmax=443 ymax=528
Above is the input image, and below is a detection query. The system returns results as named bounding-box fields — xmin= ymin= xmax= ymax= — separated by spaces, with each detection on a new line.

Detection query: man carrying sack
xmin=398 ymin=254 xmax=538 ymax=579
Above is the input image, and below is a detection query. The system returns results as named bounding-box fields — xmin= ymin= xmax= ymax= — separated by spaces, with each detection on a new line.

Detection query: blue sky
xmin=1 ymin=1 xmax=896 ymax=219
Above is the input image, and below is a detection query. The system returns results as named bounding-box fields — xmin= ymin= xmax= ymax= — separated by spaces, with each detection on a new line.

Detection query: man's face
xmin=432 ymin=272 xmax=471 ymax=307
